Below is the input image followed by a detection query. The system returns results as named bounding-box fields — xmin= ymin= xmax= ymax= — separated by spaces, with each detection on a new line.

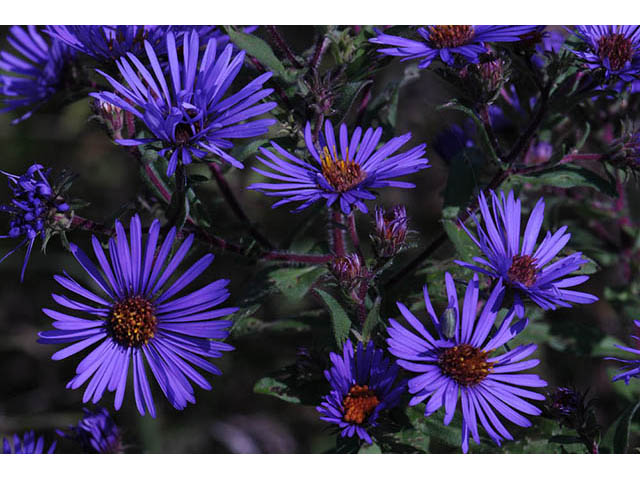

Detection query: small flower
xmin=38 ymin=214 xmax=237 ymax=416
xmin=570 ymin=25 xmax=640 ymax=81
xmin=370 ymin=26 xmax=541 ymax=68
xmin=456 ymin=190 xmax=598 ymax=317
xmin=2 ymin=431 xmax=56 ymax=454
xmin=248 ymin=120 xmax=429 ymax=214
xmin=606 ymin=319 xmax=640 ymax=385
xmin=58 ymin=407 xmax=123 ymax=453
xmin=386 ymin=273 xmax=547 ymax=453
xmin=0 ymin=25 xmax=74 ymax=123
xmin=371 ymin=205 xmax=409 ymax=258
xmin=0 ymin=163 xmax=71 ymax=281
xmin=92 ymin=30 xmax=276 ymax=176
xmin=317 ymin=339 xmax=406 ymax=444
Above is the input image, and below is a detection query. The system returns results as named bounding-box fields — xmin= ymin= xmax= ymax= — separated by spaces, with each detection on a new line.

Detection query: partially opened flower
xmin=0 ymin=25 xmax=74 ymax=123
xmin=58 ymin=407 xmax=123 ymax=453
xmin=92 ymin=30 xmax=276 ymax=176
xmin=38 ymin=214 xmax=237 ymax=416
xmin=370 ymin=26 xmax=540 ymax=68
xmin=606 ymin=319 xmax=640 ymax=385
xmin=386 ymin=273 xmax=547 ymax=453
xmin=570 ymin=25 xmax=640 ymax=81
xmin=317 ymin=340 xmax=406 ymax=444
xmin=0 ymin=163 xmax=71 ymax=281
xmin=248 ymin=120 xmax=429 ymax=214
xmin=456 ymin=190 xmax=598 ymax=317
xmin=2 ymin=431 xmax=56 ymax=454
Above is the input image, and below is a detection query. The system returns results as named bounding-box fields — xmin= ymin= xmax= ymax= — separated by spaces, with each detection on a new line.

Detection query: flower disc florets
xmin=427 ymin=25 xmax=475 ymax=48
xmin=342 ymin=384 xmax=380 ymax=424
xmin=438 ymin=343 xmax=493 ymax=386
xmin=108 ymin=296 xmax=158 ymax=348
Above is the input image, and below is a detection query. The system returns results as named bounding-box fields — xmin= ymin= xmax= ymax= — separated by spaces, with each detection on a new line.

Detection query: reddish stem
xmin=331 ymin=209 xmax=346 ymax=256
xmin=262 ymin=251 xmax=333 ymax=264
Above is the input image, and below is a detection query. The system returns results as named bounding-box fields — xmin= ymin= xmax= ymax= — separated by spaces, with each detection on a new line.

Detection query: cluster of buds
xmin=607 ymin=126 xmax=640 ymax=171
xmin=544 ymin=386 xmax=600 ymax=453
xmin=0 ymin=163 xmax=76 ymax=280
xmin=457 ymin=55 xmax=510 ymax=105
xmin=371 ymin=205 xmax=409 ymax=259
xmin=329 ymin=253 xmax=369 ymax=302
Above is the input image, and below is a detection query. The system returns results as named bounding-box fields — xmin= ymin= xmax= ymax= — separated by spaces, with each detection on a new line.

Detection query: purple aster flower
xmin=44 ymin=25 xmax=247 ymax=62
xmin=92 ymin=30 xmax=276 ymax=176
xmin=0 ymin=163 xmax=71 ymax=281
xmin=247 ymin=120 xmax=429 ymax=214
xmin=570 ymin=25 xmax=640 ymax=81
xmin=386 ymin=273 xmax=547 ymax=453
xmin=38 ymin=214 xmax=237 ymax=417
xmin=2 ymin=431 xmax=56 ymax=454
xmin=58 ymin=407 xmax=123 ymax=453
xmin=317 ymin=339 xmax=406 ymax=444
xmin=370 ymin=25 xmax=541 ymax=68
xmin=606 ymin=319 xmax=640 ymax=385
xmin=0 ymin=25 xmax=74 ymax=123
xmin=455 ymin=190 xmax=598 ymax=317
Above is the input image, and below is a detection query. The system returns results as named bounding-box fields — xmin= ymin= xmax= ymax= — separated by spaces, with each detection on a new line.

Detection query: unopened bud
xmin=371 ymin=205 xmax=409 ymax=258
xmin=329 ymin=253 xmax=369 ymax=302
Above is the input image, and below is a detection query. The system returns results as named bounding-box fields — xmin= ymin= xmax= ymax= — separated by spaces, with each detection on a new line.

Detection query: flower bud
xmin=458 ymin=56 xmax=510 ymax=105
xmin=371 ymin=205 xmax=409 ymax=258
xmin=93 ymin=98 xmax=126 ymax=139
xmin=329 ymin=253 xmax=369 ymax=302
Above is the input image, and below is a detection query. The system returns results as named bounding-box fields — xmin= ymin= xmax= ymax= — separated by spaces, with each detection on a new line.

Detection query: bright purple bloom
xmin=248 ymin=120 xmax=429 ymax=214
xmin=92 ymin=30 xmax=276 ymax=176
xmin=0 ymin=163 xmax=70 ymax=281
xmin=387 ymin=273 xmax=547 ymax=453
xmin=606 ymin=319 xmax=640 ymax=385
xmin=0 ymin=25 xmax=74 ymax=123
xmin=38 ymin=214 xmax=237 ymax=417
xmin=370 ymin=26 xmax=541 ymax=68
xmin=456 ymin=190 xmax=598 ymax=317
xmin=58 ymin=407 xmax=123 ymax=453
xmin=44 ymin=25 xmax=246 ymax=62
xmin=2 ymin=431 xmax=56 ymax=454
xmin=317 ymin=339 xmax=406 ymax=444
xmin=571 ymin=26 xmax=640 ymax=81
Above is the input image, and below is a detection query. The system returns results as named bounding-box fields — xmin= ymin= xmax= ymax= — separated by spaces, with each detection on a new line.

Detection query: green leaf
xmin=315 ymin=289 xmax=352 ymax=347
xmin=514 ymin=165 xmax=617 ymax=196
xmin=358 ymin=442 xmax=382 ymax=454
xmin=605 ymin=400 xmax=640 ymax=453
xmin=335 ymin=80 xmax=373 ymax=123
xmin=362 ymin=296 xmax=382 ymax=342
xmin=253 ymin=377 xmax=301 ymax=404
xmin=442 ymin=219 xmax=479 ymax=263
xmin=231 ymin=316 xmax=310 ymax=337
xmin=269 ymin=266 xmax=325 ymax=301
xmin=224 ymin=27 xmax=294 ymax=82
